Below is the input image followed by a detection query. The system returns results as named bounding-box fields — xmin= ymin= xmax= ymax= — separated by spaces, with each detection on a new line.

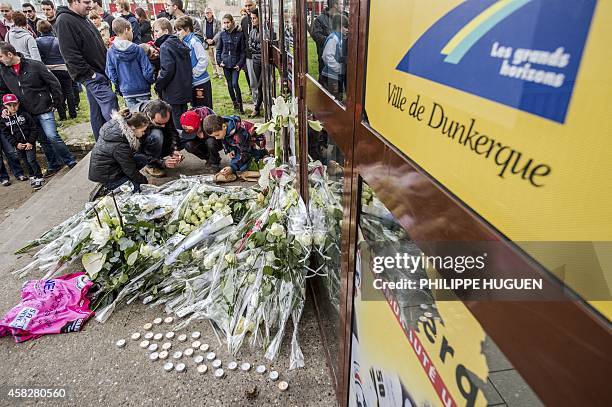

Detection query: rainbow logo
xmin=396 ymin=0 xmax=597 ymax=123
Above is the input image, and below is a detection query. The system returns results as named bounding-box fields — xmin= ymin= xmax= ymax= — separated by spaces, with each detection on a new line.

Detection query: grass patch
xmin=307 ymin=35 xmax=319 ymax=78
xmin=209 ymin=66 xmax=253 ymax=116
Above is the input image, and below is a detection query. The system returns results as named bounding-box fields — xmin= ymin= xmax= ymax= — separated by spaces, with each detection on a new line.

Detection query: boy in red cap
xmin=179 ymin=107 xmax=222 ymax=172
xmin=0 ymin=93 xmax=45 ymax=190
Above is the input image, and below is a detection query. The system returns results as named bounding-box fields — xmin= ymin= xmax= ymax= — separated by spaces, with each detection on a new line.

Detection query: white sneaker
xmin=31 ymin=178 xmax=44 ymax=190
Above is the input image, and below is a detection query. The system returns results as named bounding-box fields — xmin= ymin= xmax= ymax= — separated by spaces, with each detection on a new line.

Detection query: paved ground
xmin=0 ymin=154 xmax=337 ymax=406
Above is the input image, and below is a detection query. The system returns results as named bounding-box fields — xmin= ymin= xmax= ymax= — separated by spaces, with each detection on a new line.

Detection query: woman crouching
xmin=88 ymin=109 xmax=150 ymax=198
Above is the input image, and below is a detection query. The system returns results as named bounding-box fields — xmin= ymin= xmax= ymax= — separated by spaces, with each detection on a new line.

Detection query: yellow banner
xmin=365 ymin=0 xmax=612 ymax=317
xmin=365 ymin=0 xmax=611 ymax=242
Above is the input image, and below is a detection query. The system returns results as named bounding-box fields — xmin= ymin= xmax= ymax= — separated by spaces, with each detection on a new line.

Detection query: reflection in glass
xmin=351 ymin=183 xmax=543 ymax=407
xmin=306 ymin=0 xmax=350 ymax=102
xmin=308 ymin=112 xmax=344 ymax=370
xmin=271 ymin=0 xmax=280 ymax=39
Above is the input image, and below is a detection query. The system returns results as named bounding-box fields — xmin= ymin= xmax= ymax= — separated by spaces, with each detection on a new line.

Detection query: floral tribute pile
xmin=14 ymin=162 xmax=343 ymax=368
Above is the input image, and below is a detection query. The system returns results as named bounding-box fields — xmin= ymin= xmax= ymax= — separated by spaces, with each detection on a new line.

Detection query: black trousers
xmin=223 ymin=68 xmax=243 ymax=107
xmin=192 ymin=81 xmax=213 ymax=109
xmin=184 ymin=137 xmax=222 ymax=165
xmin=252 ymin=61 xmax=263 ymax=112
xmin=52 ymin=70 xmax=77 ymax=119
xmin=170 ymin=104 xmax=188 ymax=130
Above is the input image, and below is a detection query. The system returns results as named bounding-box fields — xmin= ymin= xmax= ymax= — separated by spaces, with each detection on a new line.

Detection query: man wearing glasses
xmin=55 ymin=0 xmax=118 ymax=140
xmin=22 ymin=3 xmax=41 ymax=37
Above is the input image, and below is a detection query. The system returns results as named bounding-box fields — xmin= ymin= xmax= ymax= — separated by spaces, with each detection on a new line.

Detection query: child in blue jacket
xmin=105 ymin=18 xmax=154 ymax=109
xmin=175 ymin=16 xmax=212 ymax=109
xmin=202 ymin=114 xmax=266 ymax=177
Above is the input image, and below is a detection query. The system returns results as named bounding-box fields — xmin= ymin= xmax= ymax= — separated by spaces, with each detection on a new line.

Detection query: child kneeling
xmin=202 ymin=114 xmax=267 ymax=181
xmin=0 ymin=94 xmax=44 ymax=190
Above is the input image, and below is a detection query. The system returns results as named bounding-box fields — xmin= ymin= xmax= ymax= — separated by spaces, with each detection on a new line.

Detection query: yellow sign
xmin=365 ymin=0 xmax=611 ymax=241
xmin=365 ymin=0 xmax=612 ymax=316
xmin=348 ymin=242 xmax=533 ymax=407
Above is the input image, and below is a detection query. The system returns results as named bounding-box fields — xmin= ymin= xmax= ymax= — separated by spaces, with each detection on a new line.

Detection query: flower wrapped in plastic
xmin=307 ymin=161 xmax=343 ymax=312
xmin=175 ymin=165 xmax=312 ymax=369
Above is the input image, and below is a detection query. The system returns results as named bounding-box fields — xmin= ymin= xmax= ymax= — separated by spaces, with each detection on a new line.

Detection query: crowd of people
xmin=0 ymin=0 xmax=266 ymax=196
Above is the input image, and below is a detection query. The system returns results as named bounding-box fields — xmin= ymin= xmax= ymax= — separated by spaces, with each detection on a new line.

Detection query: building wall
xmin=206 ymin=0 xmax=242 ymax=19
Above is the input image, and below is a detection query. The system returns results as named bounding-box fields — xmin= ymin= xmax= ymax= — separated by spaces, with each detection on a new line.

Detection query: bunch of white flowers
xmin=178 ymin=192 xmax=232 ymax=235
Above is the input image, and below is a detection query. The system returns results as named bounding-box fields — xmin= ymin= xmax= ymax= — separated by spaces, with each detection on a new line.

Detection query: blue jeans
xmin=83 ymin=73 xmax=119 ymax=140
xmin=35 ymin=111 xmax=76 ymax=167
xmin=16 ymin=146 xmax=42 ymax=178
xmin=0 ymin=134 xmax=24 ymax=179
xmin=223 ymin=67 xmax=242 ymax=106
xmin=124 ymin=95 xmax=150 ymax=110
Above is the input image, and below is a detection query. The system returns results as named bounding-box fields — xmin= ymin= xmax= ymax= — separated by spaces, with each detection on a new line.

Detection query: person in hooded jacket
xmin=152 ymin=17 xmax=191 ymax=129
xmin=117 ymin=0 xmax=141 ymax=44
xmin=106 ymin=17 xmax=154 ymax=109
xmin=88 ymin=108 xmax=150 ymax=197
xmin=175 ymin=16 xmax=211 ymax=109
xmin=36 ymin=19 xmax=77 ymax=120
xmin=0 ymin=93 xmax=44 ymax=190
xmin=6 ymin=12 xmax=41 ymax=61
xmin=55 ymin=0 xmax=119 ymax=141
xmin=216 ymin=14 xmax=246 ymax=114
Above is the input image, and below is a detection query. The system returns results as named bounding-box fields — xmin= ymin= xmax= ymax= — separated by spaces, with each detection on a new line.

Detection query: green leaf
xmin=82 ymin=252 xmax=106 ymax=280
xmin=308 ymin=119 xmax=323 ymax=132
xmin=255 ymin=121 xmax=274 ymax=135
xmin=253 ymin=231 xmax=266 ymax=247
xmin=118 ymin=272 xmax=129 ymax=284
xmin=126 ymin=251 xmax=138 ymax=266
xmin=263 ymin=265 xmax=275 ymax=276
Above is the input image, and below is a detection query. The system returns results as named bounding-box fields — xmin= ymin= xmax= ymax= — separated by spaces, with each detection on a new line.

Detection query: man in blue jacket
xmin=106 ymin=17 xmax=154 ymax=109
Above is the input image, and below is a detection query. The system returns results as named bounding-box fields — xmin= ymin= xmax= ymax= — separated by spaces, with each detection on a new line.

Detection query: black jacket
xmin=122 ymin=12 xmax=142 ymax=44
xmin=0 ymin=107 xmax=40 ymax=146
xmin=0 ymin=56 xmax=63 ymax=115
xmin=132 ymin=100 xmax=180 ymax=167
xmin=27 ymin=18 xmax=41 ymax=37
xmin=89 ymin=117 xmax=148 ymax=186
xmin=55 ymin=6 xmax=107 ymax=82
xmin=154 ymin=34 xmax=192 ymax=105
xmin=103 ymin=11 xmax=115 ymax=36
xmin=216 ymin=26 xmax=246 ymax=69
xmin=311 ymin=9 xmax=333 ymax=55
xmin=240 ymin=15 xmax=252 ymax=59
xmin=140 ymin=19 xmax=152 ymax=43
